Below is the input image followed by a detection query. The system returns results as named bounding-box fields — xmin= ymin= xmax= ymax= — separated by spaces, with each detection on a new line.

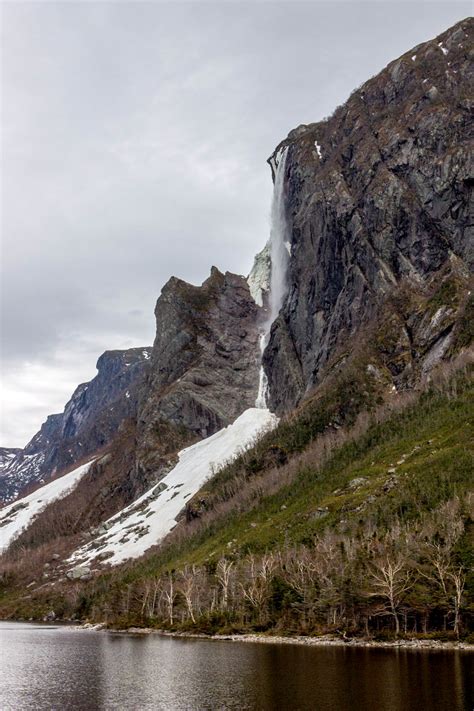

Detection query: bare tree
xmin=216 ymin=559 xmax=234 ymax=611
xmin=449 ymin=566 xmax=465 ymax=639
xmin=368 ymin=552 xmax=413 ymax=636
xmin=178 ymin=565 xmax=198 ymax=623
xmin=240 ymin=554 xmax=276 ymax=623
xmin=160 ymin=572 xmax=176 ymax=625
xmin=420 ymin=498 xmax=466 ymax=633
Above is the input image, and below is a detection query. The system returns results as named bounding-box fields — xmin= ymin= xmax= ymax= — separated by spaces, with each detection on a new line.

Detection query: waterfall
xmin=268 ymin=147 xmax=290 ymax=328
xmin=255 ymin=333 xmax=269 ymax=408
xmin=255 ymin=147 xmax=289 ymax=409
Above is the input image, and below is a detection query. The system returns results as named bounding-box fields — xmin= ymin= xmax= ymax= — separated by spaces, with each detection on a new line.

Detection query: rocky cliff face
xmin=264 ymin=18 xmax=473 ymax=412
xmin=135 ymin=267 xmax=262 ymax=479
xmin=0 ymin=448 xmax=22 ymax=493
xmin=0 ymin=347 xmax=151 ymax=503
xmin=0 ymin=448 xmax=21 ymax=468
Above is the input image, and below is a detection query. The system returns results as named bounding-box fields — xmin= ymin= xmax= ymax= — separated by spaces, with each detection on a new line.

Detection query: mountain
xmin=0 ymin=347 xmax=152 ymax=503
xmin=263 ymin=18 xmax=473 ymax=412
xmin=0 ymin=18 xmax=472 ymax=639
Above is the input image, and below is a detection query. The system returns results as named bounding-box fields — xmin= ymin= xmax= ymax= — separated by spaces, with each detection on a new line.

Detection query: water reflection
xmin=0 ymin=622 xmax=472 ymax=710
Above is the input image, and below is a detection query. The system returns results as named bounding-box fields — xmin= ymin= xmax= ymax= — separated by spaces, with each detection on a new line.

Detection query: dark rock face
xmin=136 ymin=267 xmax=261 ymax=478
xmin=264 ymin=19 xmax=473 ymax=412
xmin=0 ymin=448 xmax=21 ymax=468
xmin=0 ymin=448 xmax=22 ymax=491
xmin=0 ymin=348 xmax=151 ymax=502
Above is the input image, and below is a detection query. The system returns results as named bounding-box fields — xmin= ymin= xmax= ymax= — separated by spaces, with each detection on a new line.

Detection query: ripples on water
xmin=0 ymin=622 xmax=472 ymax=710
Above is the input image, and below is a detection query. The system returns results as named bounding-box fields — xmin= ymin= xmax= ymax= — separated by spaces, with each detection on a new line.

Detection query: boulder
xmin=66 ymin=566 xmax=91 ymax=581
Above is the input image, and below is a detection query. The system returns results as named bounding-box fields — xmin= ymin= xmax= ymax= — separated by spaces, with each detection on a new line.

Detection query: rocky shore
xmin=79 ymin=624 xmax=474 ymax=651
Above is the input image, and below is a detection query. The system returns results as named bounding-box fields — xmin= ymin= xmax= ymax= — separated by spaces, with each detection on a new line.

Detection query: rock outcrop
xmin=135 ymin=267 xmax=262 ymax=479
xmin=248 ymin=242 xmax=271 ymax=308
xmin=0 ymin=448 xmax=21 ymax=469
xmin=0 ymin=347 xmax=151 ymax=502
xmin=263 ymin=18 xmax=473 ymax=412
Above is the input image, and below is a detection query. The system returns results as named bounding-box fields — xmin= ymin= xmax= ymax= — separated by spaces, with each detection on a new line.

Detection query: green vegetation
xmin=450 ymin=293 xmax=474 ymax=356
xmin=119 ymin=367 xmax=474 ymax=571
xmin=2 ymin=364 xmax=472 ymax=641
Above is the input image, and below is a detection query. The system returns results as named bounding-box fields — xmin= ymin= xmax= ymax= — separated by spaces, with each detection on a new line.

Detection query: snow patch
xmin=438 ymin=42 xmax=448 ymax=56
xmin=69 ymin=408 xmax=278 ymax=566
xmin=0 ymin=461 xmax=92 ymax=553
xmin=411 ymin=54 xmax=417 ymax=62
xmin=314 ymin=140 xmax=323 ymax=159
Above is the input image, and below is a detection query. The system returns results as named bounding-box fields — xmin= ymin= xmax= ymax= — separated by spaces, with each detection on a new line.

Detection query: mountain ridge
xmin=0 ymin=347 xmax=152 ymax=503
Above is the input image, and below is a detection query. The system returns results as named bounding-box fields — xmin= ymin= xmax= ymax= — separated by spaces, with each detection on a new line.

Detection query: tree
xmin=178 ymin=565 xmax=198 ymax=623
xmin=449 ymin=566 xmax=465 ymax=639
xmin=368 ymin=551 xmax=413 ymax=636
xmin=420 ymin=498 xmax=466 ymax=635
xmin=216 ymin=559 xmax=234 ymax=611
xmin=160 ymin=572 xmax=176 ymax=625
xmin=240 ymin=554 xmax=276 ymax=624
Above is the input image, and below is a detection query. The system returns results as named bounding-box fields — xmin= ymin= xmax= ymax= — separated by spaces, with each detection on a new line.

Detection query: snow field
xmin=0 ymin=461 xmax=92 ymax=553
xmin=69 ymin=408 xmax=278 ymax=567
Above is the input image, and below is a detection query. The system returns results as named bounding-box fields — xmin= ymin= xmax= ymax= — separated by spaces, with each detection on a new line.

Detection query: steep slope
xmin=0 ymin=461 xmax=93 ymax=553
xmin=0 ymin=347 xmax=151 ymax=503
xmin=2 ymin=362 xmax=471 ymax=634
xmin=0 ymin=267 xmax=262 ymax=543
xmin=68 ymin=408 xmax=276 ymax=567
xmin=263 ymin=18 xmax=473 ymax=411
xmin=0 ymin=449 xmax=21 ymax=491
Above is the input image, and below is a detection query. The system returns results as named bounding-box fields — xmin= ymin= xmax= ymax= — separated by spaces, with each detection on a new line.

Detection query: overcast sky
xmin=0 ymin=1 xmax=469 ymax=447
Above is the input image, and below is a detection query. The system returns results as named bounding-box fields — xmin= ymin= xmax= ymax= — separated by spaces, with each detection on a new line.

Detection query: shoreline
xmin=79 ymin=624 xmax=474 ymax=651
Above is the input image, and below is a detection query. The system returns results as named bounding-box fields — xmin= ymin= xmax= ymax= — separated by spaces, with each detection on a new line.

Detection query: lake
xmin=0 ymin=622 xmax=472 ymax=710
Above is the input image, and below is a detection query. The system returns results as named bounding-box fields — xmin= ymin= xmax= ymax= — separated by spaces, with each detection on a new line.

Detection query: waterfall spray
xmin=255 ymin=147 xmax=289 ymax=409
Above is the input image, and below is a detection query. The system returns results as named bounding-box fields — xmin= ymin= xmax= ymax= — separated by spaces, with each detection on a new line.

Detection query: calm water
xmin=0 ymin=622 xmax=472 ymax=710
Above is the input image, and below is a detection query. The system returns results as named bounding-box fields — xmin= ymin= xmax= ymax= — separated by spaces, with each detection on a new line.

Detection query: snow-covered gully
xmin=0 ymin=461 xmax=92 ymax=553
xmin=69 ymin=408 xmax=277 ymax=567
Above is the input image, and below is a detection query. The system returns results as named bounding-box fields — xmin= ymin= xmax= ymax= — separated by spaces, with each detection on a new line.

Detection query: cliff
xmin=263 ymin=18 xmax=473 ymax=412
xmin=135 ymin=267 xmax=262 ymax=480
